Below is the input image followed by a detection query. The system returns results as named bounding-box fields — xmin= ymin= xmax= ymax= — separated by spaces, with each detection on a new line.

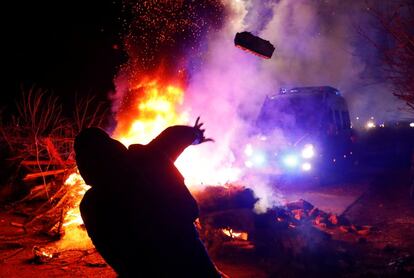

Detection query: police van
xmin=242 ymin=86 xmax=354 ymax=180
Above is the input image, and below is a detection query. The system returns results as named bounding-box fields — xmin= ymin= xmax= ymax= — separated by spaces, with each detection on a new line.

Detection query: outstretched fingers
xmin=202 ymin=137 xmax=215 ymax=143
xmin=194 ymin=116 xmax=201 ymax=128
xmin=192 ymin=116 xmax=214 ymax=144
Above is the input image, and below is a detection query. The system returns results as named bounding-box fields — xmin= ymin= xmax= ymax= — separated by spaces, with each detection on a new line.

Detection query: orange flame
xmin=59 ymin=75 xmax=191 ymax=248
xmin=112 ymin=73 xmax=241 ymax=186
xmin=112 ymin=74 xmax=241 ymax=186
xmin=221 ymin=228 xmax=248 ymax=241
xmin=59 ymin=72 xmax=241 ymax=247
xmin=62 ymin=173 xmax=90 ymax=227
xmin=58 ymin=172 xmax=93 ymax=249
xmin=113 ymin=77 xmax=189 ymax=146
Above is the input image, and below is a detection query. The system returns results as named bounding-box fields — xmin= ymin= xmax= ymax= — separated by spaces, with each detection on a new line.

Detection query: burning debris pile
xmin=194 ymin=185 xmax=258 ymax=255
xmin=195 ymin=185 xmax=373 ymax=245
xmin=279 ymin=199 xmax=374 ymax=236
xmin=2 ymin=171 xmax=93 ymax=252
xmin=0 ymin=90 xmax=108 ymax=251
xmin=194 ymin=185 xmax=374 ymax=276
xmin=0 ymin=169 xmax=376 ymax=277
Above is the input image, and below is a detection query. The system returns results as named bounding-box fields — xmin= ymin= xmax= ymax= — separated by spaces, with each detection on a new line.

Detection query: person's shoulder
xmin=80 ymin=188 xmax=96 ymax=212
xmin=74 ymin=127 xmax=111 ymax=153
xmin=127 ymin=144 xmax=145 ymax=150
xmin=75 ymin=127 xmax=109 ymax=141
xmin=80 ymin=188 xmax=95 ymax=201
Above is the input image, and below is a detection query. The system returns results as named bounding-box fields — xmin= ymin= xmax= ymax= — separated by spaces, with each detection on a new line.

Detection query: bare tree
xmin=366 ymin=1 xmax=414 ymax=111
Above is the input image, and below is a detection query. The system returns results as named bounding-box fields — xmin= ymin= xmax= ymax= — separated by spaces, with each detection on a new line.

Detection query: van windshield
xmin=256 ymin=94 xmax=325 ymax=135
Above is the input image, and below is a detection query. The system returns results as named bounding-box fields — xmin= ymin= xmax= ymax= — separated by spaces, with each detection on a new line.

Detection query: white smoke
xmin=179 ymin=0 xmax=408 ymax=209
xmin=111 ymin=0 xmax=409 ymax=210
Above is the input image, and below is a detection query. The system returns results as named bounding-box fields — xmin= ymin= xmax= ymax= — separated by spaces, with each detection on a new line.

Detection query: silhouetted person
xmin=75 ymin=127 xmax=135 ymax=275
xmin=75 ymin=119 xmax=224 ymax=277
xmin=126 ymin=118 xmax=221 ymax=277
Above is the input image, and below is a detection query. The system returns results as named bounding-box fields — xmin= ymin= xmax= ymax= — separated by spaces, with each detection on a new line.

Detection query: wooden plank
xmin=22 ymin=160 xmax=75 ymax=166
xmin=23 ymin=169 xmax=67 ymax=181
xmin=21 ymin=160 xmax=57 ymax=166
xmin=44 ymin=137 xmax=65 ymax=166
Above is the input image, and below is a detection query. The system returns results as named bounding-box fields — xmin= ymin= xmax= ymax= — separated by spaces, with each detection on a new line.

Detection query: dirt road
xmin=1 ymin=167 xmax=413 ymax=277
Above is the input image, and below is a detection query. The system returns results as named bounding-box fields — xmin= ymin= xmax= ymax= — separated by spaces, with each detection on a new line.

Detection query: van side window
xmin=322 ymin=109 xmax=335 ymax=135
xmin=341 ymin=111 xmax=350 ymax=129
xmin=329 ymin=109 xmax=335 ymax=125
xmin=334 ymin=110 xmax=341 ymax=130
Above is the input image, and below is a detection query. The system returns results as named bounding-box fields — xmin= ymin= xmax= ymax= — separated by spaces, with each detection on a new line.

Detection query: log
xmin=23 ymin=169 xmax=67 ymax=181
xmin=22 ymin=160 xmax=76 ymax=167
xmin=21 ymin=160 xmax=60 ymax=166
xmin=43 ymin=137 xmax=65 ymax=166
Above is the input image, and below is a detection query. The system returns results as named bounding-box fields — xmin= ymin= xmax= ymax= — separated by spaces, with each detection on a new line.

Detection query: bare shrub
xmin=73 ymin=93 xmax=109 ymax=133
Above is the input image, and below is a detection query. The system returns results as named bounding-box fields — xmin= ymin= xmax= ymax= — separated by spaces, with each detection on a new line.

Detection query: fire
xmin=112 ymin=74 xmax=241 ymax=186
xmin=59 ymin=73 xmax=240 ymax=246
xmin=60 ymin=76 xmax=193 ymax=240
xmin=113 ymin=78 xmax=189 ymax=146
xmin=221 ymin=228 xmax=248 ymax=241
xmin=58 ymin=172 xmax=93 ymax=249
xmin=62 ymin=173 xmax=90 ymax=227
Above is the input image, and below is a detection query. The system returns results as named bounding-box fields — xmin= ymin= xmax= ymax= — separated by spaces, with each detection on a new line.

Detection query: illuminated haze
xmin=112 ymin=0 xmax=407 ymax=209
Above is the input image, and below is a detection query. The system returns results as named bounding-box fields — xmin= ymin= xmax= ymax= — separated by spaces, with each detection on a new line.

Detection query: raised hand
xmin=193 ymin=116 xmax=214 ymax=145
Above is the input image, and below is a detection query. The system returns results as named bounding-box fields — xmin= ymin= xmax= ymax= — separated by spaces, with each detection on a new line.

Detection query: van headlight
xmin=301 ymin=144 xmax=315 ymax=159
xmin=283 ymin=154 xmax=299 ymax=168
xmin=301 ymin=162 xmax=312 ymax=171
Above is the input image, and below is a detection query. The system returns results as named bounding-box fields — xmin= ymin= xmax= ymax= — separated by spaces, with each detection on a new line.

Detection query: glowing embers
xmin=218 ymin=226 xmax=254 ymax=251
xmin=33 ymin=246 xmax=55 ymax=263
xmin=221 ymin=228 xmax=248 ymax=241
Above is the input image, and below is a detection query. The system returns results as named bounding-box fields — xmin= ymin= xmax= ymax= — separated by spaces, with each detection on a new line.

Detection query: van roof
xmin=275 ymin=86 xmax=341 ymax=97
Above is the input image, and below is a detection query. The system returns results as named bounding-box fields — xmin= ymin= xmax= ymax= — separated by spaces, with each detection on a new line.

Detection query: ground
xmin=278 ymin=166 xmax=414 ymax=277
xmin=0 ymin=165 xmax=413 ymax=277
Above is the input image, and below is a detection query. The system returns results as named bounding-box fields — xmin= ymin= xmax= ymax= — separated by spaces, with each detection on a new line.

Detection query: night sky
xmin=2 ymin=0 xmax=125 ymax=112
xmin=2 ymin=0 xmax=411 ymax=122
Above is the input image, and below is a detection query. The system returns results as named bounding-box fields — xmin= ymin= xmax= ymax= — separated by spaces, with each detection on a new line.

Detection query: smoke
xmin=181 ymin=0 xmax=407 ymax=207
xmin=111 ymin=0 xmax=409 ymax=210
xmin=184 ymin=0 xmax=408 ymax=126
